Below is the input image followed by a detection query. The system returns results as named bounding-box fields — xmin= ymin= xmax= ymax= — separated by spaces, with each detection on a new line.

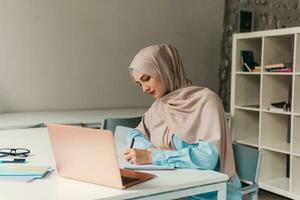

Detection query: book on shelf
xmin=242 ymin=63 xmax=261 ymax=72
xmin=263 ymin=63 xmax=286 ymax=69
xmin=263 ymin=63 xmax=293 ymax=72
xmin=267 ymin=67 xmax=293 ymax=72
xmin=251 ymin=66 xmax=261 ymax=72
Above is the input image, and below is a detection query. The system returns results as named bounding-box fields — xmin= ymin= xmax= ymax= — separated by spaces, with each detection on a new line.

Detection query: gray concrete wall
xmin=0 ymin=0 xmax=225 ymax=113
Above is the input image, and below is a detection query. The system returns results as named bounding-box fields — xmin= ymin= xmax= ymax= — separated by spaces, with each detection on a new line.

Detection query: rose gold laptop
xmin=47 ymin=124 xmax=155 ymax=189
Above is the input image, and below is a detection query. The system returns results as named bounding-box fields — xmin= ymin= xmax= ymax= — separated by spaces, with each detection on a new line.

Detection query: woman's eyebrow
xmin=136 ymin=74 xmax=145 ymax=83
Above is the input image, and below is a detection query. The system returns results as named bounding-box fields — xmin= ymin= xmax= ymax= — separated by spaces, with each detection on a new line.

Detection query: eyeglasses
xmin=0 ymin=148 xmax=30 ymax=158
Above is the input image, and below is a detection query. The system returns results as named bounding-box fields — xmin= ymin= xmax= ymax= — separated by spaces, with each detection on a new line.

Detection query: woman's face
xmin=132 ymin=71 xmax=165 ymax=99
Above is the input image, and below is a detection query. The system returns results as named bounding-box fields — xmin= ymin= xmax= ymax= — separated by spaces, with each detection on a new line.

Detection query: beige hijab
xmin=129 ymin=44 xmax=236 ymax=179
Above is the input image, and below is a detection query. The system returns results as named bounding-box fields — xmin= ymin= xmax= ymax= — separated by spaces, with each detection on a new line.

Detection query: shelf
xmin=262 ymin=72 xmax=293 ymax=76
xmin=261 ymin=145 xmax=290 ymax=154
xmin=261 ymin=109 xmax=292 ymax=115
xmin=292 ymin=152 xmax=300 ymax=157
xmin=292 ymin=156 xmax=300 ymax=195
xmin=236 ymin=72 xmax=261 ymax=75
xmin=261 ymin=112 xmax=291 ymax=152
xmin=261 ymin=75 xmax=292 ymax=110
xmin=263 ymin=35 xmax=294 ymax=72
xmin=235 ymin=106 xmax=260 ymax=112
xmin=236 ymin=138 xmax=259 ymax=148
xmin=295 ymin=34 xmax=300 ymax=73
xmin=261 ymin=178 xmax=290 ymax=191
xmin=294 ymin=76 xmax=300 ymax=113
xmin=260 ymin=149 xmax=290 ymax=192
xmin=235 ymin=75 xmax=260 ymax=107
xmin=232 ymin=28 xmax=300 ymax=199
xmin=235 ymin=38 xmax=262 ymax=72
xmin=232 ymin=109 xmax=259 ymax=146
xmin=292 ymin=116 xmax=300 ymax=155
xmin=260 ymin=178 xmax=290 ymax=194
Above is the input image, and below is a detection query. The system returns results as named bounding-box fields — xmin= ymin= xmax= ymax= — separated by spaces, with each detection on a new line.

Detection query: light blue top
xmin=127 ymin=129 xmax=242 ymax=200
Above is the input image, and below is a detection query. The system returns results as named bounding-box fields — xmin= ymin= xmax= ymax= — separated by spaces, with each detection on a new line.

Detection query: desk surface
xmin=0 ymin=168 xmax=227 ymax=200
xmin=0 ymin=108 xmax=147 ymax=130
xmin=0 ymin=127 xmax=228 ymax=200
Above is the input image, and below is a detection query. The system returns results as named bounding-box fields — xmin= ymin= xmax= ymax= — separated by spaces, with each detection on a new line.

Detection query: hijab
xmin=129 ymin=44 xmax=236 ymax=179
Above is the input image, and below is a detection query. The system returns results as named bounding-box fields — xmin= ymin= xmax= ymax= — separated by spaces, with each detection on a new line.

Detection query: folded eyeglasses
xmin=0 ymin=148 xmax=30 ymax=158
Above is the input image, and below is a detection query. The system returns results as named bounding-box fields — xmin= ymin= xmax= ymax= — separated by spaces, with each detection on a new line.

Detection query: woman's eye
xmin=135 ymin=81 xmax=142 ymax=87
xmin=142 ymin=75 xmax=150 ymax=82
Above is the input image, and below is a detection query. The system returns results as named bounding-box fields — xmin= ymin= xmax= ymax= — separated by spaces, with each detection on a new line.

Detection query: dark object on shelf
xmin=240 ymin=51 xmax=259 ymax=72
xmin=237 ymin=6 xmax=255 ymax=33
xmin=271 ymin=101 xmax=291 ymax=112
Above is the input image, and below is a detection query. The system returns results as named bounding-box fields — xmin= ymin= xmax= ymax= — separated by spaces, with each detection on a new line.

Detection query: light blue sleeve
xmin=127 ymin=130 xmax=219 ymax=170
xmin=127 ymin=131 xmax=242 ymax=200
xmin=127 ymin=129 xmax=153 ymax=150
xmin=152 ymin=134 xmax=219 ymax=170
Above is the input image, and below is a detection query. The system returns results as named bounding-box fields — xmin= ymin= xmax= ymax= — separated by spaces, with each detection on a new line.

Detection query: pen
xmin=0 ymin=158 xmax=26 ymax=163
xmin=129 ymin=138 xmax=135 ymax=148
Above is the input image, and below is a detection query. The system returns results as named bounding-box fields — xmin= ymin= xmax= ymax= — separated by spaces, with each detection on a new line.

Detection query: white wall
xmin=0 ymin=0 xmax=225 ymax=113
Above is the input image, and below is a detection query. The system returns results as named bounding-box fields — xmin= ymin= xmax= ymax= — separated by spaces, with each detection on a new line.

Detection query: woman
xmin=124 ymin=44 xmax=241 ymax=200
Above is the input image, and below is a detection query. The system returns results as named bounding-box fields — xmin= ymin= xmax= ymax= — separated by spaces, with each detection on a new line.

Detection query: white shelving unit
xmin=231 ymin=27 xmax=300 ymax=199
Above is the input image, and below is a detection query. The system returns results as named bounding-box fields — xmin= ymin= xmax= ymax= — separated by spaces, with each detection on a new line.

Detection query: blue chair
xmin=102 ymin=116 xmax=142 ymax=134
xmin=225 ymin=112 xmax=232 ymax=130
xmin=233 ymin=143 xmax=262 ymax=200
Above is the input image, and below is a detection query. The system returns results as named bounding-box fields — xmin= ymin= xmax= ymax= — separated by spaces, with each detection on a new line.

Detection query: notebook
xmin=0 ymin=165 xmax=51 ymax=177
xmin=47 ymin=124 xmax=155 ymax=189
xmin=0 ymin=165 xmax=52 ymax=183
xmin=114 ymin=126 xmax=175 ymax=170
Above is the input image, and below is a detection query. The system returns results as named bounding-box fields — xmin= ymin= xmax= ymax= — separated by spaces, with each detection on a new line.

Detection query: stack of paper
xmin=122 ymin=162 xmax=175 ymax=170
xmin=0 ymin=165 xmax=52 ymax=182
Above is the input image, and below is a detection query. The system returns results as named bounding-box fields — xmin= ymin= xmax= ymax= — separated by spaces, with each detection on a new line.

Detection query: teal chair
xmin=225 ymin=112 xmax=232 ymax=130
xmin=102 ymin=116 xmax=142 ymax=134
xmin=233 ymin=143 xmax=262 ymax=200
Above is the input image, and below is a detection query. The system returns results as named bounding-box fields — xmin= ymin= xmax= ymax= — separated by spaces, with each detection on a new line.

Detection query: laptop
xmin=47 ymin=124 xmax=155 ymax=189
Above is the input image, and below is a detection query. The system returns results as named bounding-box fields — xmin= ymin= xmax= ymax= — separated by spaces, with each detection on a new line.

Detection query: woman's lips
xmin=150 ymin=91 xmax=155 ymax=96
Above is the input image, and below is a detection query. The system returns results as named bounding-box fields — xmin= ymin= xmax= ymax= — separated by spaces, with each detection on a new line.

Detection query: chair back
xmin=233 ymin=143 xmax=261 ymax=184
xmin=102 ymin=116 xmax=142 ymax=134
xmin=114 ymin=126 xmax=133 ymax=157
xmin=225 ymin=112 xmax=232 ymax=130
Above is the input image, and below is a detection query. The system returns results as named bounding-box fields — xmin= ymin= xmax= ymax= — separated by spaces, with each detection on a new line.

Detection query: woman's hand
xmin=123 ymin=148 xmax=152 ymax=165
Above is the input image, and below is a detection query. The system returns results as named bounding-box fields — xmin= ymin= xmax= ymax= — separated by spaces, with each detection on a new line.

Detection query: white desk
xmin=0 ymin=128 xmax=228 ymax=200
xmin=0 ymin=108 xmax=147 ymax=130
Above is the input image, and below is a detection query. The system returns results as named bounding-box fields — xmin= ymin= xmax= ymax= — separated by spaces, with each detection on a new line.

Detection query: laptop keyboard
xmin=121 ymin=176 xmax=140 ymax=184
